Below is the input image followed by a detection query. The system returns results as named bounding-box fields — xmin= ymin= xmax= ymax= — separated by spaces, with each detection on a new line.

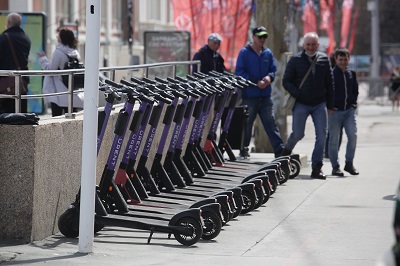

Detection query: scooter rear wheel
xmin=201 ymin=211 xmax=222 ymax=240
xmin=240 ymin=189 xmax=256 ymax=214
xmin=174 ymin=217 xmax=203 ymax=246
xmin=289 ymin=159 xmax=301 ymax=178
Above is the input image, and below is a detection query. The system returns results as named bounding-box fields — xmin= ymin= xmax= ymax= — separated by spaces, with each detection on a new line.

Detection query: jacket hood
xmin=56 ymin=44 xmax=80 ymax=59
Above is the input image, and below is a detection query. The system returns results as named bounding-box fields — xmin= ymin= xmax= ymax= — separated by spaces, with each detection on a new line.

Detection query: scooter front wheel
xmin=58 ymin=208 xmax=79 ymax=238
xmin=174 ymin=217 xmax=203 ymax=246
xmin=201 ymin=211 xmax=222 ymax=240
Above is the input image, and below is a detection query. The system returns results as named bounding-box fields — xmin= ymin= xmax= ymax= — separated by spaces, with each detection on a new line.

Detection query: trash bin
xmin=221 ymin=105 xmax=248 ymax=150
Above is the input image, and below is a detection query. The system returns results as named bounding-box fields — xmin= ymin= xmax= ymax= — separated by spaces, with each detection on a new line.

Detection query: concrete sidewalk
xmin=1 ymin=104 xmax=399 ymax=266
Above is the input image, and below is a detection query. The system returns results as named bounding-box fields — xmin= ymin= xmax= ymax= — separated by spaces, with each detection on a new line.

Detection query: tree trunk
xmin=253 ymin=0 xmax=288 ymax=153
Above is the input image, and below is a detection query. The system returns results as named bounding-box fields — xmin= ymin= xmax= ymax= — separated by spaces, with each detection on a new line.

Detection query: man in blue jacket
xmin=235 ymin=26 xmax=284 ymax=158
xmin=329 ymin=48 xmax=359 ymax=176
xmin=192 ymin=33 xmax=226 ymax=74
xmin=282 ymin=32 xmax=334 ymax=179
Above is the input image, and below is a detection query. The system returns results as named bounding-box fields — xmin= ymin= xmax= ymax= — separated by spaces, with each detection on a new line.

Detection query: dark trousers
xmin=51 ymin=102 xmax=81 ymax=117
xmin=0 ymin=99 xmax=28 ymax=113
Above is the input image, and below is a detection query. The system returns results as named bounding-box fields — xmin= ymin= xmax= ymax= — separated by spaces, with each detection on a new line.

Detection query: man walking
xmin=0 ymin=12 xmax=31 ymax=113
xmin=192 ymin=33 xmax=226 ymax=74
xmin=282 ymin=32 xmax=334 ymax=179
xmin=235 ymin=26 xmax=284 ymax=158
xmin=329 ymin=48 xmax=359 ymax=176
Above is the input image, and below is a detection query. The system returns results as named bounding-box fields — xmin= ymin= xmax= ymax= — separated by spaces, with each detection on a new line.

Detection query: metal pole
xmin=368 ymin=0 xmax=380 ymax=97
xmin=78 ymin=0 xmax=101 ymax=254
xmin=15 ymin=76 xmax=21 ymax=113
xmin=66 ymin=74 xmax=74 ymax=117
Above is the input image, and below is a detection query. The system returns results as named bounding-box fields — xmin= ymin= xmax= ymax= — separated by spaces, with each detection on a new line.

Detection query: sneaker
xmin=344 ymin=162 xmax=359 ymax=175
xmin=331 ymin=165 xmax=344 ymax=177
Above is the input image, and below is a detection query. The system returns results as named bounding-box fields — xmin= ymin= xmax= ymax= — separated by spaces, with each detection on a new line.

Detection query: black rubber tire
xmin=58 ymin=208 xmax=79 ymax=238
xmin=174 ymin=217 xmax=203 ymax=246
xmin=253 ymin=186 xmax=265 ymax=209
xmin=289 ymin=159 xmax=301 ymax=178
xmin=240 ymin=189 xmax=256 ymax=214
xmin=232 ymin=194 xmax=243 ymax=218
xmin=201 ymin=211 xmax=222 ymax=240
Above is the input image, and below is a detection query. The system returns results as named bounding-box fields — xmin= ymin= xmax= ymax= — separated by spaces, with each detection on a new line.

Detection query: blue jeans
xmin=242 ymin=97 xmax=284 ymax=156
xmin=285 ymin=102 xmax=327 ymax=169
xmin=328 ymin=107 xmax=357 ymax=167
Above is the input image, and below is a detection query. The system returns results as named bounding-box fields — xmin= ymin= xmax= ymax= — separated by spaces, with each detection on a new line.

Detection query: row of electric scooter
xmin=58 ymin=70 xmax=301 ymax=246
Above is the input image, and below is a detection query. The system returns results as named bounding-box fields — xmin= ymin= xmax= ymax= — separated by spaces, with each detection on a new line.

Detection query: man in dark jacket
xmin=0 ymin=12 xmax=31 ymax=113
xmin=235 ymin=26 xmax=284 ymax=158
xmin=329 ymin=48 xmax=359 ymax=176
xmin=282 ymin=32 xmax=334 ymax=179
xmin=192 ymin=33 xmax=226 ymax=74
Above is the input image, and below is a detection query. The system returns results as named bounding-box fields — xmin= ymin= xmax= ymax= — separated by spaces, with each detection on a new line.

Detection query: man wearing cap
xmin=192 ymin=33 xmax=226 ymax=74
xmin=235 ymin=26 xmax=284 ymax=158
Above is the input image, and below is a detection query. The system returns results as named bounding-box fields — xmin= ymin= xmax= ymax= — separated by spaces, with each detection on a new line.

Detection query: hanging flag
xmin=340 ymin=0 xmax=353 ymax=48
xmin=348 ymin=5 xmax=360 ymax=53
xmin=302 ymin=0 xmax=317 ymax=35
xmin=171 ymin=0 xmax=253 ymax=70
xmin=320 ymin=0 xmax=335 ymax=54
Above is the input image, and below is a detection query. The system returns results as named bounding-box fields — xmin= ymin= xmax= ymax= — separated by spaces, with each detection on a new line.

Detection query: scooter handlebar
xmin=104 ymin=79 xmax=123 ymax=88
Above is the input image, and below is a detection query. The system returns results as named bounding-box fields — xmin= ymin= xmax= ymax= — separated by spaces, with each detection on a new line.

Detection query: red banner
xmin=340 ymin=0 xmax=353 ymax=48
xmin=302 ymin=0 xmax=317 ymax=35
xmin=171 ymin=0 xmax=253 ymax=70
xmin=320 ymin=0 xmax=335 ymax=54
xmin=348 ymin=5 xmax=360 ymax=53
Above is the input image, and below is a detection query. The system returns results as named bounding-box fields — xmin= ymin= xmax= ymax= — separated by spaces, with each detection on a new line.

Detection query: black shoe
xmin=311 ymin=163 xmax=326 ymax=179
xmin=239 ymin=147 xmax=250 ymax=158
xmin=344 ymin=163 xmax=359 ymax=175
xmin=331 ymin=166 xmax=344 ymax=177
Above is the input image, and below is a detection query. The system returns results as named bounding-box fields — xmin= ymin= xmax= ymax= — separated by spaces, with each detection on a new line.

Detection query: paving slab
xmin=0 ymin=104 xmax=398 ymax=266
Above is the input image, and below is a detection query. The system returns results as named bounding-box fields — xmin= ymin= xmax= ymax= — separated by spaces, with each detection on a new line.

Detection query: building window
xmin=146 ymin=0 xmax=161 ymax=21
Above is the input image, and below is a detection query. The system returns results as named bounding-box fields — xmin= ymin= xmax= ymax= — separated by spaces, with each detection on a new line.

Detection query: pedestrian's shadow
xmin=383 ymin=194 xmax=397 ymax=201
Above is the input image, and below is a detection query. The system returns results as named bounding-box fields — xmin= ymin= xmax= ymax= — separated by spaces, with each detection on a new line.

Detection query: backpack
xmin=61 ymin=54 xmax=85 ymax=90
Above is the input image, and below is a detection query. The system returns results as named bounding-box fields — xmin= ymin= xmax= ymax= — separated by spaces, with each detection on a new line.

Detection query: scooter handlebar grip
xmin=131 ymin=76 xmax=144 ymax=85
xmin=154 ymin=94 xmax=172 ymax=104
xmin=104 ymin=79 xmax=122 ymax=88
xmin=142 ymin=77 xmax=156 ymax=84
xmin=110 ymin=90 xmax=122 ymax=101
xmin=138 ymin=94 xmax=154 ymax=104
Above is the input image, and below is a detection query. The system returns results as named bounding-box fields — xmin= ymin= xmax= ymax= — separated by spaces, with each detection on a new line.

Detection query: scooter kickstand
xmin=148 ymin=227 xmax=155 ymax=244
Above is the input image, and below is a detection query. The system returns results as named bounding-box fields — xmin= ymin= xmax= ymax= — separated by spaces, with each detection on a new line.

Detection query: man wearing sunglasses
xmin=235 ymin=26 xmax=284 ymax=158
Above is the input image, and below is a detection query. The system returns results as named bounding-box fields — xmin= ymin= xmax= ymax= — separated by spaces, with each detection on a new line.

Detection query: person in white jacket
xmin=37 ymin=28 xmax=84 ymax=116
